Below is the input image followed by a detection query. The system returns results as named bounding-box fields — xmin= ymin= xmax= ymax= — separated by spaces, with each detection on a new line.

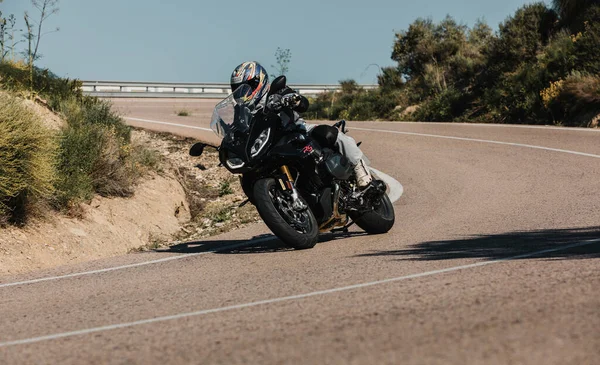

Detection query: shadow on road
xmin=357 ymin=226 xmax=600 ymax=261
xmin=158 ymin=231 xmax=368 ymax=255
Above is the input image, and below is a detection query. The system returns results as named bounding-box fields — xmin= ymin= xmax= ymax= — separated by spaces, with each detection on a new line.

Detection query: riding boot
xmin=354 ymin=158 xmax=373 ymax=188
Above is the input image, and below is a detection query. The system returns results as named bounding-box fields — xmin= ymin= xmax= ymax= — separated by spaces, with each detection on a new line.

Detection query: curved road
xmin=1 ymin=98 xmax=599 ymax=364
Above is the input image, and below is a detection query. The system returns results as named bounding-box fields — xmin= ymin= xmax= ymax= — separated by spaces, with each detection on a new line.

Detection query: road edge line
xmin=1 ymin=238 xmax=597 ymax=348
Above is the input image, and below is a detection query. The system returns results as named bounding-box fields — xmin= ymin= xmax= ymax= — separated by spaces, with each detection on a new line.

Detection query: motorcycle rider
xmin=230 ymin=61 xmax=373 ymax=188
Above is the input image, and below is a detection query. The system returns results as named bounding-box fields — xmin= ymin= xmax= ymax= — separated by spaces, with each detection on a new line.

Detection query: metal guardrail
xmin=81 ymin=80 xmax=378 ymax=98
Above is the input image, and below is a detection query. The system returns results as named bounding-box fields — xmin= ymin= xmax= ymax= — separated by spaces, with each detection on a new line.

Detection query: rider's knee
xmin=310 ymin=125 xmax=339 ymax=149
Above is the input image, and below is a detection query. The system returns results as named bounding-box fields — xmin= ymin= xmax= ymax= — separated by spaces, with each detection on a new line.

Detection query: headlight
xmin=250 ymin=128 xmax=271 ymax=157
xmin=226 ymin=157 xmax=245 ymax=169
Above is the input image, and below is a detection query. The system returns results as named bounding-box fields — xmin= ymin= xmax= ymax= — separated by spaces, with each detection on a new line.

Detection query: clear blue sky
xmin=2 ymin=0 xmax=550 ymax=84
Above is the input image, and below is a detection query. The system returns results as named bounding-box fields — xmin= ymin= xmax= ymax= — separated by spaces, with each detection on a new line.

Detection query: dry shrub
xmin=91 ymin=128 xmax=135 ymax=197
xmin=54 ymin=97 xmax=139 ymax=208
xmin=1 ymin=62 xmax=158 ymax=218
xmin=54 ymin=123 xmax=103 ymax=207
xmin=554 ymin=73 xmax=600 ymax=126
xmin=0 ymin=60 xmax=83 ymax=108
xmin=0 ymin=93 xmax=56 ymax=223
xmin=561 ymin=74 xmax=600 ymax=105
xmin=176 ymin=166 xmax=219 ymax=220
xmin=129 ymin=143 xmax=161 ymax=175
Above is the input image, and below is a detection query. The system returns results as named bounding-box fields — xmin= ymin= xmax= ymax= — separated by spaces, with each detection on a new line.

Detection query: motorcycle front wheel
xmin=253 ymin=178 xmax=319 ymax=250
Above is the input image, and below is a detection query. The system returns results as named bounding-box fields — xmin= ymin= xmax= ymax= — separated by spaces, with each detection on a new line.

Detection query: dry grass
xmin=54 ymin=97 xmax=158 ymax=208
xmin=1 ymin=58 xmax=159 ymax=215
xmin=0 ymin=93 xmax=57 ymax=223
xmin=176 ymin=166 xmax=219 ymax=220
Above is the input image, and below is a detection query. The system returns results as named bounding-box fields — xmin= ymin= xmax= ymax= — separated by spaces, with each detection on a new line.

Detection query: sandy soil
xmin=129 ymin=129 xmax=261 ymax=245
xmin=0 ymin=172 xmax=189 ymax=276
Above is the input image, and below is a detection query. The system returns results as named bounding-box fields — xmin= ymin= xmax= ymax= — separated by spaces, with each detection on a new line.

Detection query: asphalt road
xmin=1 ymin=98 xmax=599 ymax=364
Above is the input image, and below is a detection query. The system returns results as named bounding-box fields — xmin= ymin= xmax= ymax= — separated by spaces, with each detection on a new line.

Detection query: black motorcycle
xmin=190 ymin=76 xmax=395 ymax=249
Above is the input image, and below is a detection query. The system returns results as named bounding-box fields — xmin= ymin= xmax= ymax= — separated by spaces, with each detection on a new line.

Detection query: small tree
xmin=22 ymin=0 xmax=60 ymax=94
xmin=377 ymin=66 xmax=404 ymax=92
xmin=1 ymin=12 xmax=6 ymax=61
xmin=1 ymin=13 xmax=21 ymax=62
xmin=271 ymin=47 xmax=291 ymax=77
xmin=553 ymin=0 xmax=600 ymax=31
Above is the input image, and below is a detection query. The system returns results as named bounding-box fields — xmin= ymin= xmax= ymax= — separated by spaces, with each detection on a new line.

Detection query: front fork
xmin=279 ymin=165 xmax=307 ymax=211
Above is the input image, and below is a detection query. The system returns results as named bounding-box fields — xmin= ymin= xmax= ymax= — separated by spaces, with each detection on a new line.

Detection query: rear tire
xmin=350 ymin=194 xmax=395 ymax=234
xmin=253 ymin=178 xmax=319 ymax=249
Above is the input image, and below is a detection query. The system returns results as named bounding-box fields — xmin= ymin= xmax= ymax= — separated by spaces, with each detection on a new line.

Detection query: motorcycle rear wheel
xmin=253 ymin=178 xmax=319 ymax=250
xmin=350 ymin=194 xmax=395 ymax=234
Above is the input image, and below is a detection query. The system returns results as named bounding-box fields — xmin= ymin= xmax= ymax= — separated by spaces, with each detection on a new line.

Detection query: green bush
xmin=305 ymin=86 xmax=401 ymax=121
xmin=305 ymin=94 xmax=331 ymax=120
xmin=64 ymin=96 xmax=131 ymax=142
xmin=54 ymin=123 xmax=103 ymax=207
xmin=54 ymin=96 xmax=136 ymax=208
xmin=218 ymin=180 xmax=233 ymax=197
xmin=572 ymin=5 xmax=600 ymax=74
xmin=411 ymin=88 xmax=465 ymax=121
xmin=0 ymin=93 xmax=56 ymax=223
xmin=551 ymin=73 xmax=600 ymax=126
xmin=0 ymin=60 xmax=159 ymax=220
xmin=302 ymin=1 xmax=600 ymax=126
xmin=130 ymin=145 xmax=161 ymax=173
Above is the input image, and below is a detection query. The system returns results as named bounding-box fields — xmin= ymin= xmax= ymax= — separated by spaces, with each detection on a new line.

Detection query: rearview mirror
xmin=270 ymin=75 xmax=287 ymax=94
xmin=189 ymin=142 xmax=207 ymax=156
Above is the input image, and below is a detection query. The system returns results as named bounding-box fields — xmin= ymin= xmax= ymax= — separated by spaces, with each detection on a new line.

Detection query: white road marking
xmin=350 ymin=121 xmax=600 ymax=133
xmin=124 ymin=117 xmax=600 ymax=159
xmin=0 ymin=237 xmax=275 ymax=289
xmin=125 ymin=117 xmax=213 ymax=132
xmin=351 ymin=127 xmax=600 ymax=159
xmin=1 ymin=238 xmax=598 ymax=348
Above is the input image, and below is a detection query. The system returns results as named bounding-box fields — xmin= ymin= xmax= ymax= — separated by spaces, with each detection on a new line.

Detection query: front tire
xmin=253 ymin=178 xmax=319 ymax=249
xmin=240 ymin=174 xmax=255 ymax=204
xmin=350 ymin=194 xmax=395 ymax=234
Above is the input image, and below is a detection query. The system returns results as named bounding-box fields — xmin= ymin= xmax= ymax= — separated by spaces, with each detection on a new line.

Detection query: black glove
xmin=267 ymin=93 xmax=303 ymax=112
xmin=266 ymin=94 xmax=283 ymax=111
xmin=282 ymin=93 xmax=302 ymax=108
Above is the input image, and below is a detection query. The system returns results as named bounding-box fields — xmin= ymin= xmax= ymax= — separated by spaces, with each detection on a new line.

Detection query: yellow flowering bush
xmin=540 ymin=80 xmax=564 ymax=108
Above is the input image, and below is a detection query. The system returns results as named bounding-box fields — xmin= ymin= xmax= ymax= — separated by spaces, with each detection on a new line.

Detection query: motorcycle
xmin=189 ymin=76 xmax=395 ymax=249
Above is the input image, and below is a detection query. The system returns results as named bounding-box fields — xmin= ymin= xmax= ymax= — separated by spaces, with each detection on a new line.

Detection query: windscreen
xmin=210 ymin=84 xmax=253 ymax=139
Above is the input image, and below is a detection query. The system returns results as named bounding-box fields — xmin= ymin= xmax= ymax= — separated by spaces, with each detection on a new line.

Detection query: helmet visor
xmin=232 ymin=84 xmax=254 ymax=105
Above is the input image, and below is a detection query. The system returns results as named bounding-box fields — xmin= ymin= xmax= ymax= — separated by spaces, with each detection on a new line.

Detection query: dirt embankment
xmin=0 ymin=171 xmax=189 ymax=275
xmin=0 ymin=115 xmax=259 ymax=277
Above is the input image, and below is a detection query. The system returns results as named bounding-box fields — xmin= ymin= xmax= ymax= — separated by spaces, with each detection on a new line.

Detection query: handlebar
xmin=282 ymin=93 xmax=302 ymax=107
